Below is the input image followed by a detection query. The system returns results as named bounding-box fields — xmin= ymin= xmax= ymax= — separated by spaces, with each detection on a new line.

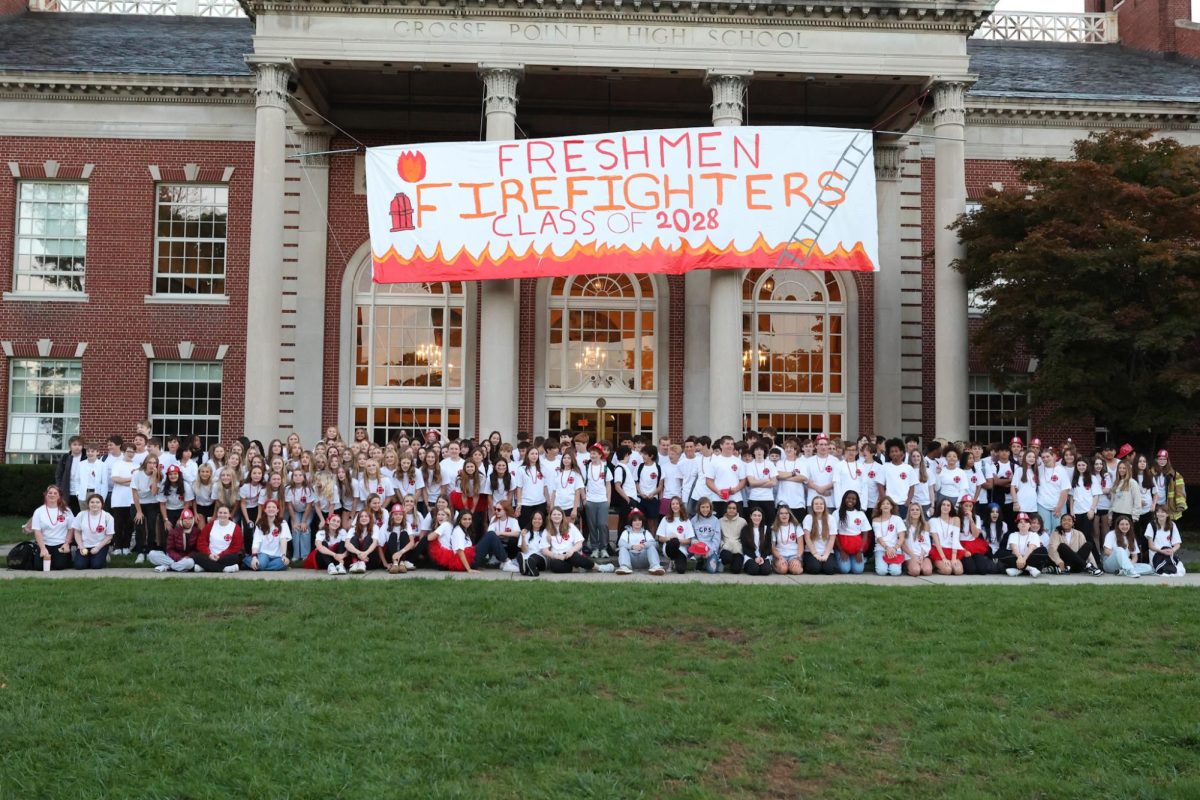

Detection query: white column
xmin=932 ymin=80 xmax=970 ymax=440
xmin=704 ymin=69 xmax=752 ymax=438
xmin=873 ymin=139 xmax=905 ymax=437
xmin=477 ymin=64 xmax=523 ymax=439
xmin=243 ymin=57 xmax=291 ymax=442
xmin=293 ymin=126 xmax=332 ymax=441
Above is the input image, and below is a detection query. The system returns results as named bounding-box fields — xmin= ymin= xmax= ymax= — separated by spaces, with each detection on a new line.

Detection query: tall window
xmin=6 ymin=359 xmax=82 ymax=463
xmin=352 ymin=267 xmax=464 ymax=443
xmin=546 ymin=274 xmax=656 ymax=392
xmin=969 ymin=374 xmax=1029 ymax=445
xmin=149 ymin=361 xmax=223 ymax=447
xmin=154 ymin=184 xmax=228 ymax=296
xmin=13 ymin=181 xmax=88 ymax=294
xmin=742 ymin=269 xmax=847 ymax=438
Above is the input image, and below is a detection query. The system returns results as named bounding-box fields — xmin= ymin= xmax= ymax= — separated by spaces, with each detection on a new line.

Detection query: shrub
xmin=0 ymin=464 xmax=56 ymax=515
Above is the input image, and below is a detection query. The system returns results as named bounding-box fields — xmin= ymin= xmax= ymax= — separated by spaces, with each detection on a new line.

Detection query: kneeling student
xmin=1048 ymin=513 xmax=1104 ymax=576
xmin=245 ymin=499 xmax=291 ymax=572
xmin=517 ymin=509 xmax=550 ymax=577
xmin=655 ymin=496 xmax=694 ymax=574
xmin=71 ymin=493 xmax=113 ymax=570
xmin=801 ymin=496 xmax=837 ymax=575
xmin=149 ymin=507 xmax=200 ymax=572
xmin=871 ymin=497 xmax=906 ymax=577
xmin=771 ymin=505 xmax=803 ymax=575
xmin=615 ymin=508 xmax=665 ymax=575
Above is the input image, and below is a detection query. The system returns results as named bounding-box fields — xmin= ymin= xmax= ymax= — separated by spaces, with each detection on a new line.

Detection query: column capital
xmin=873 ymin=139 xmax=905 ymax=182
xmin=704 ymin=69 xmax=753 ymax=127
xmin=478 ymin=63 xmax=523 ymax=117
xmin=929 ymin=78 xmax=973 ymax=129
xmin=246 ymin=56 xmax=293 ymax=111
xmin=297 ymin=126 xmax=334 ymax=169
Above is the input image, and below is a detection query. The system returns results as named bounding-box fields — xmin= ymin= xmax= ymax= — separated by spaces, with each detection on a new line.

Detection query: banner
xmin=366 ymin=126 xmax=878 ymax=282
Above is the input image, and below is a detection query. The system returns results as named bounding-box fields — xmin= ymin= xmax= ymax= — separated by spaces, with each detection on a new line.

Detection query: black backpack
xmin=7 ymin=541 xmax=39 ymax=571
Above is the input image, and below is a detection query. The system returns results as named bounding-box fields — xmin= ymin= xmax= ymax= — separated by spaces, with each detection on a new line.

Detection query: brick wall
xmin=0 ymin=0 xmax=26 ymax=14
xmin=1118 ymin=0 xmax=1191 ymax=54
xmin=0 ymin=136 xmax=252 ymax=459
xmin=1175 ymin=21 xmax=1200 ymax=58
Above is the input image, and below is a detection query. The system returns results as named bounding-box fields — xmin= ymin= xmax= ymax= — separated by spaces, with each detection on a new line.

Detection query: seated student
xmin=470 ymin=509 xmax=520 ymax=573
xmin=486 ymin=501 xmax=522 ymax=567
xmin=981 ymin=502 xmax=1009 ymax=560
xmin=544 ymin=507 xmax=615 ymax=574
xmin=957 ymin=497 xmax=995 ymax=575
xmin=1144 ymin=505 xmax=1186 ymax=576
xmin=245 ymin=499 xmax=291 ymax=572
xmin=615 ymin=508 xmax=665 ymax=576
xmin=739 ymin=506 xmax=773 ymax=576
xmin=655 ymin=496 xmax=695 ymax=574
xmin=1048 ymin=513 xmax=1104 ymax=576
xmin=517 ymin=509 xmax=550 ymax=577
xmin=315 ymin=513 xmax=349 ymax=575
xmin=150 ymin=508 xmax=201 ymax=572
xmin=1101 ymin=515 xmax=1153 ymax=578
xmin=70 ymin=492 xmax=113 ymax=570
xmin=802 ymin=496 xmax=838 ymax=575
xmin=381 ymin=497 xmax=423 ymax=573
xmin=345 ymin=510 xmax=380 ymax=574
xmin=871 ymin=497 xmax=906 ymax=577
xmin=690 ymin=498 xmax=722 ymax=574
xmin=32 ymin=485 xmax=76 ymax=571
xmin=771 ymin=504 xmax=803 ymax=575
xmin=1000 ymin=512 xmax=1052 ymax=578
xmin=718 ymin=500 xmax=747 ymax=574
xmin=929 ymin=498 xmax=964 ymax=576
xmin=902 ymin=502 xmax=934 ymax=577
xmin=193 ymin=503 xmax=244 ymax=573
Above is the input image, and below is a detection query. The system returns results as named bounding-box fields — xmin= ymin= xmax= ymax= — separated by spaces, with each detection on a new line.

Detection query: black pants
xmin=1152 ymin=552 xmax=1182 ymax=575
xmin=518 ymin=503 xmax=546 ymax=533
xmin=998 ymin=547 xmax=1052 ymax=570
xmin=194 ymin=552 xmax=241 ymax=572
xmin=744 ymin=500 xmax=776 ymax=529
xmin=1057 ymin=541 xmax=1098 ymax=573
xmin=113 ymin=506 xmax=134 ymax=550
xmin=802 ymin=552 xmax=838 ymax=575
xmin=719 ymin=548 xmax=743 ymax=574
xmin=663 ymin=539 xmax=688 ymax=574
xmin=134 ymin=505 xmax=161 ymax=553
xmin=500 ymin=535 xmax=522 ymax=562
xmin=548 ymin=552 xmax=594 ymax=573
xmin=42 ymin=545 xmax=74 ymax=571
xmin=67 ymin=496 xmax=81 ymax=515
xmin=473 ymin=531 xmax=508 ymax=568
xmin=315 ymin=543 xmax=345 ymax=569
xmin=611 ymin=497 xmax=631 ymax=541
xmin=961 ymin=553 xmax=994 ymax=575
xmin=239 ymin=508 xmax=260 ymax=553
xmin=742 ymin=555 xmax=772 ymax=576
xmin=383 ymin=532 xmax=410 ymax=567
xmin=522 ymin=552 xmax=547 ymax=576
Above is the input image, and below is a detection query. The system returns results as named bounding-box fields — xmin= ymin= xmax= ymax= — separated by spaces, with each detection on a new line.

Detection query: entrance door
xmin=565 ymin=409 xmax=635 ymax=443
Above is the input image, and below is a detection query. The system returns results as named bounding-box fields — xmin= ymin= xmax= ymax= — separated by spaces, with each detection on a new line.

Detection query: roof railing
xmin=29 ymin=0 xmax=244 ymax=16
xmin=972 ymin=11 xmax=1119 ymax=44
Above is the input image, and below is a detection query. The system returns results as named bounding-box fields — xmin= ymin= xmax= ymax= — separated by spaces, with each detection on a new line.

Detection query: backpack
xmin=7 ymin=540 xmax=39 ymax=571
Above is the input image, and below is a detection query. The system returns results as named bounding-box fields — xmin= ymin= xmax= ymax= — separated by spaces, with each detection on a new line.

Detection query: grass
xmin=0 ymin=581 xmax=1198 ymax=799
xmin=0 ymin=516 xmax=27 ymax=545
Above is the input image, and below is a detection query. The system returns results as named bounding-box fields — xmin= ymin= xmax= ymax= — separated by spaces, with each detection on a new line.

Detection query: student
xmin=381 ymin=498 xmax=423 ymax=573
xmin=315 ymin=513 xmax=349 ymax=575
xmin=956 ymin=497 xmax=993 ymax=575
xmin=718 ymin=500 xmax=747 ymax=575
xmin=544 ymin=507 xmax=615 ymax=574
xmin=582 ymin=443 xmax=612 ymax=557
xmin=108 ymin=442 xmax=138 ymax=556
xmin=1109 ymin=460 xmax=1137 ymax=526
xmin=71 ymin=444 xmax=109 ymax=515
xmin=357 ymin=458 xmax=396 ymax=510
xmin=56 ymin=436 xmax=85 ymax=513
xmin=246 ymin=499 xmax=292 ymax=572
xmin=907 ymin=449 xmax=933 ymax=518
xmin=1011 ymin=449 xmax=1039 ymax=519
xmin=871 ymin=497 xmax=906 ymax=577
xmin=1001 ymin=513 xmax=1051 ymax=578
xmin=193 ymin=503 xmax=244 ymax=573
xmin=775 ymin=439 xmax=808 ymax=524
xmin=515 ymin=447 xmax=548 ymax=532
xmin=1152 ymin=449 xmax=1187 ymax=522
xmin=635 ymin=445 xmax=664 ymax=526
xmin=237 ymin=465 xmax=268 ymax=547
xmin=655 ymin=496 xmax=694 ymax=574
xmin=149 ymin=507 xmax=201 ymax=572
xmin=284 ymin=468 xmax=315 ymax=563
xmin=1144 ymin=506 xmax=1186 ymax=576
xmin=483 ymin=502 xmax=521 ymax=573
xmin=834 ymin=490 xmax=871 ymax=574
xmin=485 ymin=457 xmax=516 ymax=519
xmin=192 ymin=463 xmax=217 ymax=526
xmin=801 ymin=496 xmax=837 ymax=575
xmin=131 ymin=455 xmax=165 ymax=562
xmin=902 ymin=502 xmax=934 ymax=577
xmin=771 ymin=504 xmax=803 ymax=575
xmin=934 ymin=446 xmax=968 ymax=509
xmin=1101 ymin=514 xmax=1147 ymax=578
xmin=517 ymin=509 xmax=550 ymax=577
xmin=1035 ymin=449 xmax=1069 ymax=533
xmin=706 ymin=436 xmax=747 ymax=517
xmin=1132 ymin=453 xmax=1157 ymax=538
xmin=745 ymin=442 xmax=778 ymax=528
xmin=615 ymin=508 xmax=665 ymax=576
xmin=690 ymin=497 xmax=722 ymax=574
xmin=878 ymin=438 xmax=917 ymax=514
xmin=739 ymin=506 xmax=773 ymax=576
xmin=833 ymin=445 xmax=868 ymax=515
xmin=982 ymin=502 xmax=1008 ymax=557
xmin=929 ymin=497 xmax=963 ymax=576
xmin=608 ymin=445 xmax=635 ymax=540
xmin=161 ymin=464 xmax=193 ymax=530
xmin=345 ymin=510 xmax=380 ymax=573
xmin=70 ymin=493 xmax=113 ymax=570
xmin=548 ymin=450 xmax=584 ymax=527
xmin=1069 ymin=458 xmax=1100 ymax=551
xmin=1048 ymin=513 xmax=1104 ymax=576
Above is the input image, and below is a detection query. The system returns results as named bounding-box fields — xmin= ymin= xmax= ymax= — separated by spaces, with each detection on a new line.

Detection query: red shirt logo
xmin=301 ymin=494 xmax=307 ymax=504
xmin=650 ymin=472 xmax=657 ymax=480
xmin=224 ymin=534 xmax=232 ymax=542
xmin=731 ymin=464 xmax=738 ymax=472
xmin=887 ymin=523 xmax=894 ymax=532
xmin=900 ymin=472 xmax=907 ymax=480
xmin=677 ymin=525 xmax=684 ymax=534
xmin=96 ymin=525 xmax=105 ymax=532
xmin=560 ymin=533 xmax=569 ymax=541
xmin=271 ymin=527 xmax=280 ymax=537
xmin=868 ymin=471 xmax=876 ymax=479
xmin=57 ymin=514 xmax=65 ymax=523
xmin=825 ymin=465 xmax=833 ymax=473
xmin=1051 ymin=475 xmax=1059 ymax=482
xmin=762 ymin=468 xmax=769 ymax=476
xmin=376 ymin=486 xmax=383 ymax=494
xmin=953 ymin=476 xmax=961 ymax=483
xmin=567 ymin=476 xmax=575 ymax=484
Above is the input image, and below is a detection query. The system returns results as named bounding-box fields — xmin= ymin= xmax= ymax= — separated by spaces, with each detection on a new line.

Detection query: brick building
xmin=1 ymin=0 xmax=1199 ymax=468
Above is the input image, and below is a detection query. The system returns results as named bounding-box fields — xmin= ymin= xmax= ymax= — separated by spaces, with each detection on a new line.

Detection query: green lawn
xmin=0 ymin=516 xmax=27 ymax=545
xmin=0 ymin=581 xmax=1197 ymax=799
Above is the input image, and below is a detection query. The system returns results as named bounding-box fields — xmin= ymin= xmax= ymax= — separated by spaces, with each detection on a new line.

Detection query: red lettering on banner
xmin=527 ymin=140 xmax=556 ymax=174
xmin=733 ymin=134 xmax=761 ymax=169
xmin=497 ymin=143 xmax=518 ymax=176
xmin=659 ymin=132 xmax=693 ymax=169
xmin=622 ymin=136 xmax=651 ymax=169
xmin=562 ymin=139 xmax=585 ymax=173
xmin=595 ymin=139 xmax=619 ymax=170
xmin=697 ymin=131 xmax=720 ymax=167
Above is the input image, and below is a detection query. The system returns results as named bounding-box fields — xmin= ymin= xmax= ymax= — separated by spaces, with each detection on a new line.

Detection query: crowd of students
xmin=27 ymin=421 xmax=1189 ymax=579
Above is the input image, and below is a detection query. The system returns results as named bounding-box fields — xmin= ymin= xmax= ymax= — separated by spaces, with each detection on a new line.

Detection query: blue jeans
xmin=874 ymin=549 xmax=902 ymax=576
xmin=618 ymin=544 xmax=661 ymax=571
xmin=72 ymin=545 xmax=109 ymax=570
xmin=1037 ymin=505 xmax=1057 ymax=533
xmin=245 ymin=553 xmax=287 ymax=571
xmin=836 ymin=552 xmax=866 ymax=574
xmin=1101 ymin=548 xmax=1152 ymax=576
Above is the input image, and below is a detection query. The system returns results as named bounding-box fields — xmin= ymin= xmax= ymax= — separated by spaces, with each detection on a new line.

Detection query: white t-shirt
xmin=706 ymin=454 xmax=744 ymax=495
xmin=33 ymin=504 xmax=74 ymax=546
xmin=929 ymin=517 xmax=961 ymax=553
xmin=252 ymin=521 xmax=292 ymax=558
xmin=177 ymin=459 xmax=198 ymax=487
xmin=71 ymin=509 xmax=115 ymax=549
xmin=659 ymin=459 xmax=685 ymax=500
xmin=990 ymin=458 xmax=1016 ymax=506
xmin=655 ymin=517 xmax=694 ymax=542
xmin=1008 ymin=531 xmax=1040 ymax=555
xmin=316 ymin=527 xmax=348 ymax=546
xmin=745 ymin=460 xmax=778 ymax=502
xmin=584 ymin=463 xmax=610 ymax=504
xmin=1012 ymin=468 xmax=1039 ymax=512
xmin=1037 ymin=464 xmax=1069 ymax=509
xmin=239 ymin=482 xmax=267 ymax=510
xmin=547 ymin=524 xmax=584 ymax=556
xmin=775 ymin=457 xmax=807 ymax=509
xmin=447 ymin=524 xmax=472 ymax=553
xmin=805 ymin=454 xmax=838 ymax=500
xmin=162 ymin=481 xmax=195 ymax=511
xmin=355 ymin=475 xmax=394 ymax=502
xmin=284 ymin=485 xmax=313 ymax=511
xmin=906 ymin=525 xmax=932 ymax=559
xmin=132 ymin=471 xmax=164 ymax=505
xmin=1104 ymin=530 xmax=1140 ymax=555
xmin=524 ymin=529 xmax=550 ymax=555
xmin=858 ymin=458 xmax=883 ymax=509
xmin=1070 ymin=478 xmax=1100 ymax=516
xmin=517 ymin=464 xmax=548 ymax=506
xmin=936 ymin=466 xmax=969 ymax=499
xmin=73 ymin=459 xmax=110 ymax=500
xmin=837 ymin=510 xmax=871 ymax=537
xmin=206 ymin=519 xmax=237 ymax=556
xmin=192 ymin=480 xmax=217 ymax=507
xmin=1094 ymin=467 xmax=1113 ymax=511
xmin=801 ymin=514 xmax=833 ymax=557
xmin=1137 ymin=480 xmax=1155 ymax=515
xmin=430 ymin=520 xmax=453 ymax=545
xmin=636 ymin=461 xmax=662 ymax=498
xmin=881 ymin=461 xmax=917 ymax=507
xmin=832 ymin=459 xmax=870 ymax=510
xmin=872 ymin=516 xmax=902 ymax=551
xmin=1146 ymin=522 xmax=1182 ymax=551
xmin=439 ymin=458 xmax=465 ymax=492
xmin=689 ymin=455 xmax=716 ymax=502
xmin=550 ymin=467 xmax=582 ymax=509
xmin=488 ymin=517 xmax=521 ymax=538
xmin=393 ymin=470 xmax=424 ymax=499
xmin=676 ymin=455 xmax=701 ymax=500
xmin=773 ymin=521 xmax=802 ymax=559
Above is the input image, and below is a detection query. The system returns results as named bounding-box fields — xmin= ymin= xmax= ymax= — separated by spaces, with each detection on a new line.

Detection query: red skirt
xmin=960 ymin=537 xmax=989 ymax=556
xmin=429 ymin=540 xmax=475 ymax=572
xmin=932 ymin=548 xmax=964 ymax=563
xmin=836 ymin=533 xmax=865 ymax=556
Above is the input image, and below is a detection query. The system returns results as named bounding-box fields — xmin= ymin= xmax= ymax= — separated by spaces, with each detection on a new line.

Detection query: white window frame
xmin=6 ymin=358 xmax=82 ymax=463
xmin=151 ymin=183 xmax=229 ymax=300
xmin=6 ymin=180 xmax=90 ymax=302
xmin=968 ymin=374 xmax=1030 ymax=445
xmin=148 ymin=361 xmax=223 ymax=447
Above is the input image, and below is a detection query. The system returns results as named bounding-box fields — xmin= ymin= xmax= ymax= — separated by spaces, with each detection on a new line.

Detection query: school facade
xmin=1 ymin=0 xmax=1199 ymax=464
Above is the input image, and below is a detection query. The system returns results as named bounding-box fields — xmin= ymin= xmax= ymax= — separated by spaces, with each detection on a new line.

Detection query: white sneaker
xmin=336 ymin=563 xmax=348 ymax=575
xmin=349 ymin=562 xmax=366 ymax=574
xmin=615 ymin=565 xmax=633 ymax=575
xmin=327 ymin=564 xmax=339 ymax=575
xmin=402 ymin=561 xmax=416 ymax=570
xmin=154 ymin=564 xmax=169 ymax=573
xmin=1026 ymin=566 xmax=1040 ymax=578
xmin=596 ymin=563 xmax=615 ymax=573
xmin=194 ymin=565 xmax=204 ymax=572
xmin=649 ymin=566 xmax=666 ymax=576
xmin=1005 ymin=568 xmax=1020 ymax=577
xmin=501 ymin=560 xmax=520 ymax=573
xmin=223 ymin=564 xmax=239 ymax=573
xmin=134 ymin=553 xmax=145 ymax=564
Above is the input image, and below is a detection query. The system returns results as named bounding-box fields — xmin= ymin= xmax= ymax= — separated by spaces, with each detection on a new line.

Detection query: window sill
xmin=143 ymin=294 xmax=230 ymax=306
xmin=3 ymin=291 xmax=90 ymax=303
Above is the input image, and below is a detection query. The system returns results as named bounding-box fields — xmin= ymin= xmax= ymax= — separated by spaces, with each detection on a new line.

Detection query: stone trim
xmin=967 ymin=97 xmax=1200 ymax=127
xmin=0 ymin=72 xmax=255 ymax=104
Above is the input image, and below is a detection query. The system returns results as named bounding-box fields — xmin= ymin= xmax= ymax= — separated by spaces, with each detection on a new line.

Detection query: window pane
xmin=149 ymin=360 xmax=223 ymax=450
xmin=7 ymin=359 xmax=82 ymax=460
xmin=153 ymin=183 xmax=228 ymax=296
xmin=969 ymin=374 xmax=1029 ymax=445
xmin=13 ymin=182 xmax=88 ymax=293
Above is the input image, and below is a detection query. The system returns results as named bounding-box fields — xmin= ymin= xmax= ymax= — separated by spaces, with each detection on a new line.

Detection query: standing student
xmin=878 ymin=438 xmax=917 ymax=515
xmin=804 ymin=434 xmax=837 ymax=513
xmin=543 ymin=507 xmax=614 ymax=574
xmin=1102 ymin=515 xmax=1150 ymax=578
xmin=1069 ymin=458 xmax=1101 ymax=555
xmin=690 ymin=497 xmax=722 ymax=574
xmin=655 ymin=496 xmax=694 ymax=574
xmin=485 ymin=457 xmax=516 ymax=519
xmin=70 ymin=493 xmax=113 ymax=570
xmin=72 ymin=444 xmax=109 ymax=515
xmin=131 ymin=455 xmax=164 ymax=562
xmin=1145 ymin=506 xmax=1186 ymax=576
xmin=1132 ymin=453 xmax=1157 ymax=538
xmin=902 ymin=502 xmax=934 ymax=577
xmin=929 ymin=497 xmax=964 ymax=576
xmin=1011 ymin=449 xmax=1039 ymax=520
xmin=193 ymin=503 xmax=244 ymax=573
xmin=745 ymin=442 xmax=778 ymax=528
xmin=871 ymin=497 xmax=906 ymax=576
xmin=706 ymin=436 xmax=747 ymax=518
xmin=614 ymin=508 xmax=665 ymax=576
xmin=1108 ymin=460 xmax=1137 ymax=527
xmin=108 ymin=442 xmax=138 ymax=556
xmin=833 ymin=445 xmax=868 ymax=516
xmin=161 ymin=464 xmax=193 ymax=530
xmin=907 ymin=449 xmax=933 ymax=518
xmin=284 ymin=468 xmax=315 ymax=562
xmin=192 ymin=463 xmax=217 ymax=526
xmin=55 ymin=436 xmax=85 ymax=513
xmin=775 ymin=439 xmax=808 ymax=525
xmin=1152 ymin=449 xmax=1187 ymax=522
xmin=1000 ymin=513 xmax=1050 ymax=578
xmin=635 ymin=445 xmax=664 ymax=527
xmin=802 ymin=496 xmax=838 ymax=575
xmin=1048 ymin=513 xmax=1104 ymax=576
xmin=237 ymin=465 xmax=268 ymax=547
xmin=245 ymin=499 xmax=291 ymax=572
xmin=770 ymin=504 xmax=803 ymax=575
xmin=739 ymin=506 xmax=773 ymax=576
xmin=515 ymin=447 xmax=548 ymax=532
xmin=149 ymin=508 xmax=201 ymax=572
xmin=834 ymin=491 xmax=871 ymax=574
xmin=608 ymin=446 xmax=635 ymax=541
xmin=718 ymin=501 xmax=747 ymax=575
xmin=581 ymin=445 xmax=612 ymax=557
xmin=548 ymin=450 xmax=584 ymax=528
xmin=345 ymin=510 xmax=380 ymax=573
xmin=1036 ymin=449 xmax=1069 ymax=533
xmin=315 ymin=513 xmax=349 ymax=575
xmin=1092 ymin=453 xmax=1114 ymax=543
xmin=935 ymin=446 xmax=968 ymax=509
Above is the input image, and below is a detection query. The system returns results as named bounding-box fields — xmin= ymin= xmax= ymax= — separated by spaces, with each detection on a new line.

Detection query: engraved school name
xmin=392 ymin=20 xmax=810 ymax=50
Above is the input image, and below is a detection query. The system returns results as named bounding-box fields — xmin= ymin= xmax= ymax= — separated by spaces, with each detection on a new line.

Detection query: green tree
xmin=952 ymin=130 xmax=1200 ymax=446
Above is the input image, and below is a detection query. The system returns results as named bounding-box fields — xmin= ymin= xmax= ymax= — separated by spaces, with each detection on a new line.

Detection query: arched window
xmin=351 ymin=265 xmax=465 ymax=442
xmin=742 ymin=269 xmax=847 ymax=438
